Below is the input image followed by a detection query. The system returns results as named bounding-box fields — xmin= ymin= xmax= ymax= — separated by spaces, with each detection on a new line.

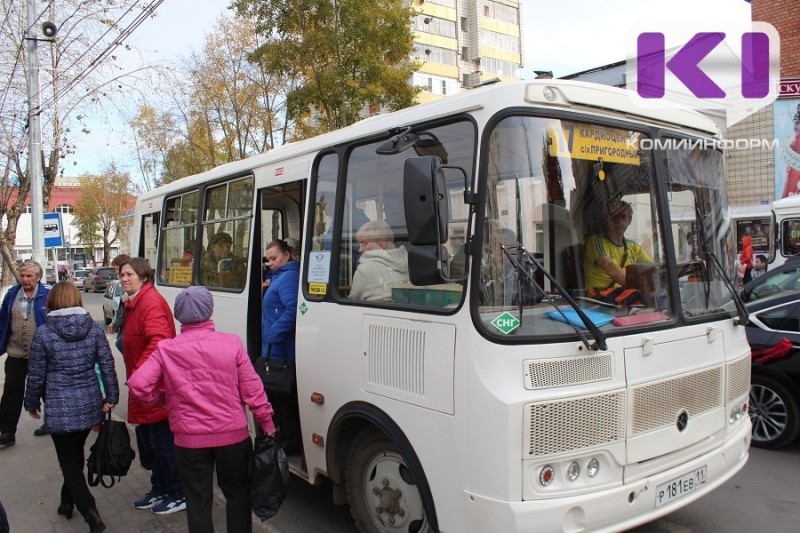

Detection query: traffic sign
xmin=43 ymin=212 xmax=64 ymax=248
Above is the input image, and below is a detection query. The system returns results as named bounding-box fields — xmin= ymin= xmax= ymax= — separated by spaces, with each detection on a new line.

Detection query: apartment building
xmin=411 ymin=0 xmax=523 ymax=103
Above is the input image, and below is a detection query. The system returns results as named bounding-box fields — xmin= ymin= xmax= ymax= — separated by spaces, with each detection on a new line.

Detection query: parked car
xmin=70 ymin=269 xmax=91 ymax=287
xmin=745 ymin=290 xmax=800 ymax=449
xmin=102 ymin=281 xmax=124 ymax=326
xmin=741 ymin=255 xmax=800 ymax=303
xmin=83 ymin=267 xmax=118 ymax=293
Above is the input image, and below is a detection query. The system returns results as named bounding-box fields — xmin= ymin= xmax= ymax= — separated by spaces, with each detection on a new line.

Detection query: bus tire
xmin=750 ymin=373 xmax=800 ymax=449
xmin=345 ymin=428 xmax=432 ymax=533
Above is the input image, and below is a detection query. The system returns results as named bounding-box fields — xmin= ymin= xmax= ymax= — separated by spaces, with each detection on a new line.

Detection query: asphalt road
xmin=80 ymin=291 xmax=800 ymax=533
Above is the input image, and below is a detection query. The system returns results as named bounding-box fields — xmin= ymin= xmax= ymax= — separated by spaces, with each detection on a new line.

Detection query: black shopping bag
xmin=250 ymin=434 xmax=290 ymax=521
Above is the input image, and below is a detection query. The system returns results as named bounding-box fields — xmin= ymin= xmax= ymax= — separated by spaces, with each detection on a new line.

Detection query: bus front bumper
xmin=462 ymin=423 xmax=750 ymax=533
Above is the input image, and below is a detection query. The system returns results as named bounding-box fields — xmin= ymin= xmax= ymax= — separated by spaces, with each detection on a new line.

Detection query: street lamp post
xmin=26 ymin=0 xmax=45 ymax=266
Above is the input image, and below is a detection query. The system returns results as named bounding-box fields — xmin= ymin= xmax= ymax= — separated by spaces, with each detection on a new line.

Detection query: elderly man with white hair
xmin=350 ymin=220 xmax=409 ymax=301
xmin=0 ymin=260 xmax=50 ymax=447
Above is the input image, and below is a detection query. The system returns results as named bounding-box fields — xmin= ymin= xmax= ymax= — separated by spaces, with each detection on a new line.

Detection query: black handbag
xmin=254 ymin=346 xmax=295 ymax=395
xmin=87 ymin=412 xmax=136 ymax=488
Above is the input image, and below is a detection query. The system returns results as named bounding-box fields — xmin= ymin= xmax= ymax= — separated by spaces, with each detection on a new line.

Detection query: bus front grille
xmin=630 ymin=367 xmax=722 ymax=435
xmin=524 ymin=353 xmax=615 ymax=389
xmin=727 ymin=356 xmax=751 ymax=403
xmin=524 ymin=391 xmax=626 ymax=457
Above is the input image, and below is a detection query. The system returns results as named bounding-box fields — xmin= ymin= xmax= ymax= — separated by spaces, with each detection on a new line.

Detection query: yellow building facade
xmin=411 ymin=0 xmax=523 ymax=104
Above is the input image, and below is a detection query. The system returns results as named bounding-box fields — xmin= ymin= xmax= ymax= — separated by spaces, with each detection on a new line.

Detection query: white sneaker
xmin=134 ymin=492 xmax=164 ymax=510
xmin=151 ymin=496 xmax=186 ymax=515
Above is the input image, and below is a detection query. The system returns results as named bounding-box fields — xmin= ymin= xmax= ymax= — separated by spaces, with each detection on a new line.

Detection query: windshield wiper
xmin=695 ymin=207 xmax=748 ymax=325
xmin=702 ymin=249 xmax=749 ymax=325
xmin=502 ymin=245 xmax=608 ymax=351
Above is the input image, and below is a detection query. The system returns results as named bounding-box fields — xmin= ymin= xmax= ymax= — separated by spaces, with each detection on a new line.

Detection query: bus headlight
xmin=566 ymin=461 xmax=580 ymax=481
xmin=729 ymin=402 xmax=748 ymax=424
xmin=587 ymin=457 xmax=600 ymax=478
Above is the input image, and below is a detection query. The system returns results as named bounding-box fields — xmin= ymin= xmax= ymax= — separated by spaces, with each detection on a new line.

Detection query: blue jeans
xmin=139 ymin=420 xmax=183 ymax=498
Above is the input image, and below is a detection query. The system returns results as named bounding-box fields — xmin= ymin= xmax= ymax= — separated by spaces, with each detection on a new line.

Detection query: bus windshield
xmin=475 ymin=116 xmax=737 ymax=340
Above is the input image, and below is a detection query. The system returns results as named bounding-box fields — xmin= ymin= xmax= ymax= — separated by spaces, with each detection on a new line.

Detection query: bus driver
xmin=583 ymin=199 xmax=651 ymax=306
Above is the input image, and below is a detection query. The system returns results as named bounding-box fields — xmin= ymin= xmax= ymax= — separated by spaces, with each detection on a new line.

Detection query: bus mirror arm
xmin=503 ymin=246 xmax=608 ymax=351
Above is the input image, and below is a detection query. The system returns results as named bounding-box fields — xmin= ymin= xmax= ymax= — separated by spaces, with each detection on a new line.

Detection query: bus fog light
xmin=539 ymin=465 xmax=555 ymax=486
xmin=566 ymin=461 xmax=580 ymax=481
xmin=587 ymin=458 xmax=600 ymax=478
xmin=729 ymin=404 xmax=746 ymax=423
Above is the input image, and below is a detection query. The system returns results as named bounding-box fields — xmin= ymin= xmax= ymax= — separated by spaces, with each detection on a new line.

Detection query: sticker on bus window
xmin=168 ymin=266 xmax=192 ymax=285
xmin=491 ymin=312 xmax=520 ymax=335
xmin=308 ymin=283 xmax=327 ymax=296
xmin=549 ymin=123 xmax=641 ymax=165
xmin=308 ymin=251 xmax=332 ymax=283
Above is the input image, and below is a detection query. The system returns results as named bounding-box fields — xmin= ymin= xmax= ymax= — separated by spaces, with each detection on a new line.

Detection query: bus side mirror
xmin=404 ymin=156 xmax=451 ymax=286
xmin=407 ymin=245 xmax=449 ymax=285
xmin=403 ymin=156 xmax=448 ymax=246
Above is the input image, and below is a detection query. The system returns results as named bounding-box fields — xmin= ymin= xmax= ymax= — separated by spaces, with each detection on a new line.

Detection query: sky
xmin=66 ymin=0 xmax=754 ymax=179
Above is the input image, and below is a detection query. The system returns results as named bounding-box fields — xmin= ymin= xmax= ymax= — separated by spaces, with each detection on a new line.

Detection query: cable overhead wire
xmin=38 ymin=0 xmax=166 ymax=113
xmin=0 ymin=0 xmax=56 ymax=128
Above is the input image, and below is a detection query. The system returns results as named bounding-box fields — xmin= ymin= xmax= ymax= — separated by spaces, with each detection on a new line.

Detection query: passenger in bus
xmin=262 ymin=238 xmax=300 ymax=291
xmin=200 ymin=232 xmax=245 ymax=289
xmin=261 ymin=239 xmax=302 ymax=454
xmin=349 ymin=220 xmax=409 ymax=301
xmin=583 ymin=199 xmax=651 ymax=306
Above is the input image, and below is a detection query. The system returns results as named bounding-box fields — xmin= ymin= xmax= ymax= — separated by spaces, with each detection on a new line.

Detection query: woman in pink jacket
xmin=129 ymin=285 xmax=276 ymax=533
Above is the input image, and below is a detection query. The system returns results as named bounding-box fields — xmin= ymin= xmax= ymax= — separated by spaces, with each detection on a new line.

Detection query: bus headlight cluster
xmin=729 ymin=402 xmax=748 ymax=424
xmin=538 ymin=457 xmax=601 ymax=487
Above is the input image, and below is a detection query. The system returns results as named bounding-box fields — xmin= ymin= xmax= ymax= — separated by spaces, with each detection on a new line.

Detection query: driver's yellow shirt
xmin=583 ymin=234 xmax=652 ymax=292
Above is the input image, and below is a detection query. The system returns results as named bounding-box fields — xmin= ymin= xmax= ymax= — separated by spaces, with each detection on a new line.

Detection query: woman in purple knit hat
xmin=129 ymin=285 xmax=276 ymax=533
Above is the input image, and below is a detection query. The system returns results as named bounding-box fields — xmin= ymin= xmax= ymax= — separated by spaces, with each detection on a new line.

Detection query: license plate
xmin=655 ymin=465 xmax=707 ymax=507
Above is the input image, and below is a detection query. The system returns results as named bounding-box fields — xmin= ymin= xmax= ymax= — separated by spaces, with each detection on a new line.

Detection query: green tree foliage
xmin=73 ymin=164 xmax=134 ymax=266
xmin=232 ymin=0 xmax=420 ymax=135
xmin=129 ymin=105 xmax=176 ymax=191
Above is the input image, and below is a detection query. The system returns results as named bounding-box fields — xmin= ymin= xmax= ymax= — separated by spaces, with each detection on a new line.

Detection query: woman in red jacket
xmin=118 ymin=257 xmax=185 ymax=515
xmin=739 ymin=233 xmax=754 ymax=286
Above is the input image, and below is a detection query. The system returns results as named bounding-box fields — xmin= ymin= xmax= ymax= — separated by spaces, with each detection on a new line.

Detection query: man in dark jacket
xmin=0 ymin=260 xmax=50 ymax=447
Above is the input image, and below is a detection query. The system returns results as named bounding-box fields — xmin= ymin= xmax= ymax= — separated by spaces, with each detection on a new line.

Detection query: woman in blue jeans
xmin=118 ymin=257 xmax=185 ymax=515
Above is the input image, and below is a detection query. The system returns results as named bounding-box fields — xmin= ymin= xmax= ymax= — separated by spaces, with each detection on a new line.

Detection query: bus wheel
xmin=345 ymin=429 xmax=431 ymax=533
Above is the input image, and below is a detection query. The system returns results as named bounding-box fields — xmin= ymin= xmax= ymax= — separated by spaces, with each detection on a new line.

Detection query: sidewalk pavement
xmin=0 ymin=388 xmax=274 ymax=532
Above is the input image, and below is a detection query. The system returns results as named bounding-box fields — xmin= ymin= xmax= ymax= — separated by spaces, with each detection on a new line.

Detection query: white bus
xmin=133 ymin=80 xmax=751 ymax=533
xmin=730 ymin=197 xmax=800 ymax=273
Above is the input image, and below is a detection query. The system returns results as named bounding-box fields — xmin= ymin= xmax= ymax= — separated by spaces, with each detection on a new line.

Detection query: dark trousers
xmin=51 ymin=430 xmax=96 ymax=519
xmin=175 ymin=438 xmax=253 ymax=533
xmin=268 ymin=389 xmax=302 ymax=453
xmin=138 ymin=420 xmax=183 ymax=498
xmin=0 ymin=357 xmax=28 ymax=435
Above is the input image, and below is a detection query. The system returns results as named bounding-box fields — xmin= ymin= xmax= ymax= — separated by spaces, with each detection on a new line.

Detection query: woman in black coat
xmin=24 ymin=282 xmax=119 ymax=533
